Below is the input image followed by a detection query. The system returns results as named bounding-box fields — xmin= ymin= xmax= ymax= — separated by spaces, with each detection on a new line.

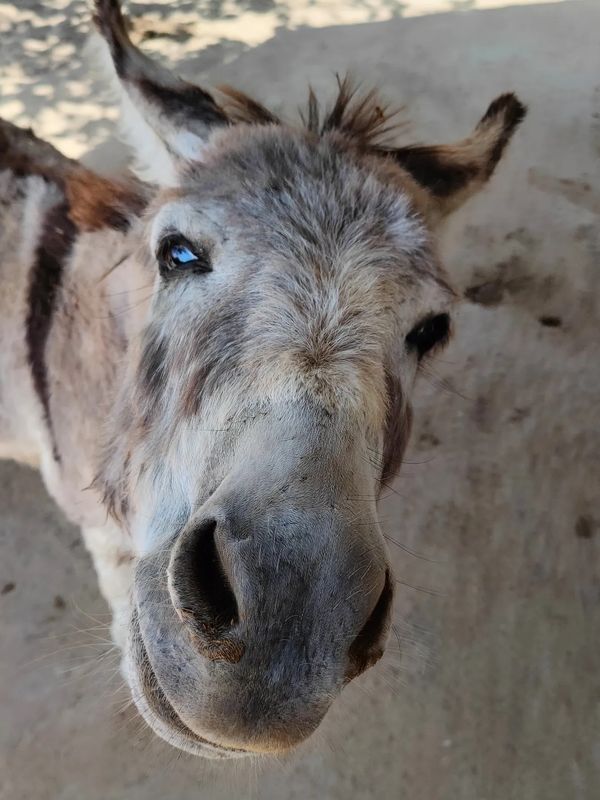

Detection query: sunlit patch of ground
xmin=0 ymin=0 xmax=571 ymax=158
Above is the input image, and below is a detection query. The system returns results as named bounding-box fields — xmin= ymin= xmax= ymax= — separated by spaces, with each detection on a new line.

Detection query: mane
xmin=217 ymin=75 xmax=405 ymax=150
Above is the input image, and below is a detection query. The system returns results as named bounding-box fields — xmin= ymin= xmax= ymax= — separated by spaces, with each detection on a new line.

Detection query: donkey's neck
xmin=81 ymin=224 xmax=153 ymax=356
xmin=33 ymin=216 xmax=152 ymax=527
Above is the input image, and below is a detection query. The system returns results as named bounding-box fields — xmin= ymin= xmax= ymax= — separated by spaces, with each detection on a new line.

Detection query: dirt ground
xmin=0 ymin=1 xmax=599 ymax=799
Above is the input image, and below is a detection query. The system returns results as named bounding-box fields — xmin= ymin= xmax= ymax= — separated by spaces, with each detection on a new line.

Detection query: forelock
xmin=184 ymin=126 xmax=428 ymax=268
xmin=217 ymin=75 xmax=405 ymax=152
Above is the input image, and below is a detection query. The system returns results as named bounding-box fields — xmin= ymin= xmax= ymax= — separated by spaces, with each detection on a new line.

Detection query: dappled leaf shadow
xmin=0 ymin=0 xmax=418 ymax=156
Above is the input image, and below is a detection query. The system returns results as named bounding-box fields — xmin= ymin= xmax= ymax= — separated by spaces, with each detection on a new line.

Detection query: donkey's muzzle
xmin=135 ymin=484 xmax=394 ymax=754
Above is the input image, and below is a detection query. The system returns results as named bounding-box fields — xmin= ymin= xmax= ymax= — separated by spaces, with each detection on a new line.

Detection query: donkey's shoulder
xmin=0 ymin=118 xmax=147 ymax=233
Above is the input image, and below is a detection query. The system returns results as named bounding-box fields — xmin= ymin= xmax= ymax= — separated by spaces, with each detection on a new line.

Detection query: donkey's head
xmin=93 ymin=0 xmax=525 ymax=758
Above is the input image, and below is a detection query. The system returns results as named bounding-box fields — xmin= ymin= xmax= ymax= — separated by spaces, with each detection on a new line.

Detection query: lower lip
xmin=129 ymin=611 xmax=248 ymax=757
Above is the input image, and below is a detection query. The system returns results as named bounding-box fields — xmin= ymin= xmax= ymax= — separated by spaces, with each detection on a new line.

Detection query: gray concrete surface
xmin=1 ymin=2 xmax=599 ymax=798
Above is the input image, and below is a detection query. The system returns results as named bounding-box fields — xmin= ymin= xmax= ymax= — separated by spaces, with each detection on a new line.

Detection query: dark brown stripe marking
xmin=26 ymin=200 xmax=76 ymax=462
xmin=393 ymin=147 xmax=479 ymax=198
xmin=136 ymin=79 xmax=229 ymax=129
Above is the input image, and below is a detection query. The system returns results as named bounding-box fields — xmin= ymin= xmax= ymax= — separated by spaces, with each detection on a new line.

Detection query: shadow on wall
xmin=0 ymin=0 xmax=407 ymax=159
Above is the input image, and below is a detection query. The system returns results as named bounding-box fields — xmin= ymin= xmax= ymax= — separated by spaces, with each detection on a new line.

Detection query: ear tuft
xmin=92 ymin=0 xmax=129 ymax=76
xmin=478 ymin=92 xmax=527 ymax=128
xmin=476 ymin=92 xmax=527 ymax=177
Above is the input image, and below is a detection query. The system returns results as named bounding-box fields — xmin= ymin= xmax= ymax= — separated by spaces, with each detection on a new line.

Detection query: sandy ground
xmin=0 ymin=1 xmax=599 ymax=799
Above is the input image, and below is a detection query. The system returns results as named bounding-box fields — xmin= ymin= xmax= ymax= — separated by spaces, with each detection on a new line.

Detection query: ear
xmin=92 ymin=0 xmax=228 ymax=186
xmin=393 ymin=93 xmax=526 ymax=217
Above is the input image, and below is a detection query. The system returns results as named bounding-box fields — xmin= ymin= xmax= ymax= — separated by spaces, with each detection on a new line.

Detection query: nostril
xmin=168 ymin=519 xmax=243 ymax=662
xmin=191 ymin=519 xmax=239 ymax=628
xmin=346 ymin=569 xmax=394 ymax=682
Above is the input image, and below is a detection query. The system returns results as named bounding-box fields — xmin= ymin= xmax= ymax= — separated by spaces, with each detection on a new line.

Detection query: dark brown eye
xmin=157 ymin=234 xmax=212 ymax=278
xmin=406 ymin=313 xmax=450 ymax=358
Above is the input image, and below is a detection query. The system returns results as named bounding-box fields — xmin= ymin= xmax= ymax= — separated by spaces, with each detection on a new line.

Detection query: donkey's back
xmin=0 ymin=119 xmax=143 ymax=495
xmin=0 ymin=121 xmax=72 ymax=464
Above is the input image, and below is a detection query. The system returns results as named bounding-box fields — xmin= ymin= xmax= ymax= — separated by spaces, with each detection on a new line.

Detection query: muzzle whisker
xmin=393 ymin=576 xmax=444 ymax=597
xmin=382 ymin=531 xmax=442 ymax=563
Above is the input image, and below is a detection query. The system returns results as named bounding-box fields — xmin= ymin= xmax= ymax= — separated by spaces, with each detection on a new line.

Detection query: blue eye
xmin=157 ymin=235 xmax=212 ymax=277
xmin=170 ymin=244 xmax=198 ymax=265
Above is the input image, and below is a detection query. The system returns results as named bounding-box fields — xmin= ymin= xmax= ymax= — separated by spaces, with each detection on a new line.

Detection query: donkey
xmin=0 ymin=0 xmax=525 ymax=758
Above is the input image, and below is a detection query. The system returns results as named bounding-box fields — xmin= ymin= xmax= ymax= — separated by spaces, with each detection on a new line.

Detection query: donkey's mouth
xmin=127 ymin=609 xmax=248 ymax=759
